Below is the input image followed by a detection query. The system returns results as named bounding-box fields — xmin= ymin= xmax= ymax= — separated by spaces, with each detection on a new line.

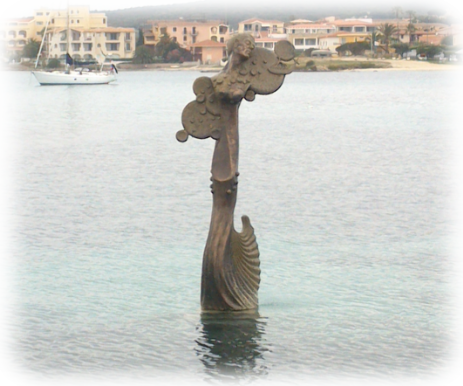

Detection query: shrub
xmin=46 ymin=58 xmax=61 ymax=68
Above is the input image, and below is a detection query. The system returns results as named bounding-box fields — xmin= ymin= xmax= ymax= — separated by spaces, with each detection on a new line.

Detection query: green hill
xmin=105 ymin=0 xmax=461 ymax=28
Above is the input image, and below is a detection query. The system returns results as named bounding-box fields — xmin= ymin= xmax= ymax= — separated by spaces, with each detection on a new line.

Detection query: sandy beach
xmin=353 ymin=58 xmax=461 ymax=71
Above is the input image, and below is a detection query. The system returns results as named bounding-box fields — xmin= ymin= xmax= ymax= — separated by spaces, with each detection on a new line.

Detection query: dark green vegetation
xmin=105 ymin=0 xmax=461 ymax=28
xmin=336 ymin=41 xmax=371 ymax=56
xmin=21 ymin=39 xmax=40 ymax=59
xmin=295 ymin=58 xmax=392 ymax=72
xmin=46 ymin=58 xmax=61 ymax=69
xmin=133 ymin=33 xmax=193 ymax=64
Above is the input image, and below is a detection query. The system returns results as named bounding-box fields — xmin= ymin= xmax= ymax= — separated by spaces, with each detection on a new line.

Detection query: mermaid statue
xmin=176 ymin=34 xmax=295 ymax=311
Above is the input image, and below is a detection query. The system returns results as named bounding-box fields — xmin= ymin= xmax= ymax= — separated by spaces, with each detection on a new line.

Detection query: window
xmin=107 ymin=43 xmax=119 ymax=51
xmin=183 ymin=35 xmax=187 ymax=42
xmin=295 ymin=38 xmax=304 ymax=45
xmin=220 ymin=37 xmax=224 ymax=43
xmin=125 ymin=43 xmax=131 ymax=51
xmin=126 ymin=33 xmax=131 ymax=40
xmin=264 ymin=42 xmax=273 ymax=48
xmin=36 ymin=21 xmax=43 ymax=25
xmin=305 ymin=38 xmax=316 ymax=45
xmin=211 ymin=27 xmax=217 ymax=33
xmin=36 ymin=12 xmax=43 ymax=16
xmin=103 ymin=18 xmax=106 ymax=24
xmin=59 ymin=43 xmax=66 ymax=51
xmin=183 ymin=27 xmax=187 ymax=34
xmin=244 ymin=24 xmax=251 ymax=31
xmin=272 ymin=25 xmax=278 ymax=32
xmin=211 ymin=36 xmax=217 ymax=41
xmin=173 ymin=27 xmax=177 ymax=32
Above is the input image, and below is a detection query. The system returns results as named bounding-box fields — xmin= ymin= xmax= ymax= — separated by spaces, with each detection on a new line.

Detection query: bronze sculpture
xmin=176 ymin=34 xmax=295 ymax=311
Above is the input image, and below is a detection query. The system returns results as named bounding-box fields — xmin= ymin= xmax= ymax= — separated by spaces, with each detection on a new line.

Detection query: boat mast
xmin=67 ymin=2 xmax=70 ymax=59
xmin=34 ymin=14 xmax=51 ymax=68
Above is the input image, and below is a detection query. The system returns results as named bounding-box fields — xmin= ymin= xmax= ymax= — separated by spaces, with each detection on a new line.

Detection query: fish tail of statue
xmin=178 ymin=35 xmax=294 ymax=312
xmin=201 ymin=178 xmax=260 ymax=311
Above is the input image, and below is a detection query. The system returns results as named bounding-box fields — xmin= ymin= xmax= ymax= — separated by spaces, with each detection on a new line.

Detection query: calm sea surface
xmin=2 ymin=69 xmax=461 ymax=384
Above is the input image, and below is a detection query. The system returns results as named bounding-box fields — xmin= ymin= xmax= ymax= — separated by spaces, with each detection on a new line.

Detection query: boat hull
xmin=32 ymin=71 xmax=117 ymax=85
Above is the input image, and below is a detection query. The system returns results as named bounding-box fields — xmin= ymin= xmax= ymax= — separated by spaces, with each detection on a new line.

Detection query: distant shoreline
xmin=2 ymin=58 xmax=461 ymax=73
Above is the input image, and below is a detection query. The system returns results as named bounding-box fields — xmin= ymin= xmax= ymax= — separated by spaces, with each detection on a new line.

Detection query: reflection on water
xmin=195 ymin=311 xmax=269 ymax=381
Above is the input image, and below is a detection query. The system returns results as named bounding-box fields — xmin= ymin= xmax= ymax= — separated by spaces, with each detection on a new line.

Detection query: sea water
xmin=2 ymin=69 xmax=461 ymax=384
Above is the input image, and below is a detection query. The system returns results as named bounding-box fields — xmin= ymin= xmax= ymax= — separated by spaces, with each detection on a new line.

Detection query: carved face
xmin=233 ymin=37 xmax=255 ymax=59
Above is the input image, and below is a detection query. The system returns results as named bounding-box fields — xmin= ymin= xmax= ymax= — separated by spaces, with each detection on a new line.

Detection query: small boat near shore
xmin=32 ymin=66 xmax=117 ymax=85
xmin=31 ymin=7 xmax=117 ymax=86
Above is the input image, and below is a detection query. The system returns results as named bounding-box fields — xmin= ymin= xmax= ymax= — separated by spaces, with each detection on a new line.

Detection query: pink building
xmin=143 ymin=20 xmax=230 ymax=51
xmin=190 ymin=39 xmax=226 ymax=64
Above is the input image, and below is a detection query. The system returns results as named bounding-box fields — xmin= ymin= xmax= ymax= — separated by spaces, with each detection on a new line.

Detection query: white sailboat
xmin=31 ymin=8 xmax=117 ymax=86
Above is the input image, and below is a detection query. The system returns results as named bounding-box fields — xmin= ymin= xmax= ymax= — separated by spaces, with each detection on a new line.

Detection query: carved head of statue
xmin=227 ymin=34 xmax=255 ymax=61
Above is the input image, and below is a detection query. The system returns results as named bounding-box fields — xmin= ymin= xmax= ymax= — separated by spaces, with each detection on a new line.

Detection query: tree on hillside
xmin=377 ymin=23 xmax=398 ymax=53
xmin=406 ymin=10 xmax=417 ymax=23
xmin=22 ymin=39 xmax=40 ymax=59
xmin=392 ymin=6 xmax=402 ymax=41
xmin=428 ymin=8 xmax=447 ymax=16
xmin=392 ymin=6 xmax=402 ymax=19
xmin=136 ymin=28 xmax=144 ymax=47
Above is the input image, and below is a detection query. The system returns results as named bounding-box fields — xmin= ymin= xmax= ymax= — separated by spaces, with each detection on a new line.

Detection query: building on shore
xmin=237 ymin=18 xmax=286 ymax=37
xmin=190 ymin=39 xmax=226 ymax=64
xmin=1 ymin=5 xmax=136 ymax=63
xmin=1 ymin=16 xmax=40 ymax=61
xmin=142 ymin=19 xmax=230 ymax=52
xmin=44 ymin=26 xmax=135 ymax=63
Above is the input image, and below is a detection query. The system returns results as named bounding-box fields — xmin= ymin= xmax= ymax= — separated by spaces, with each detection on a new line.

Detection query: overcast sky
xmin=0 ymin=0 xmax=194 ymax=19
